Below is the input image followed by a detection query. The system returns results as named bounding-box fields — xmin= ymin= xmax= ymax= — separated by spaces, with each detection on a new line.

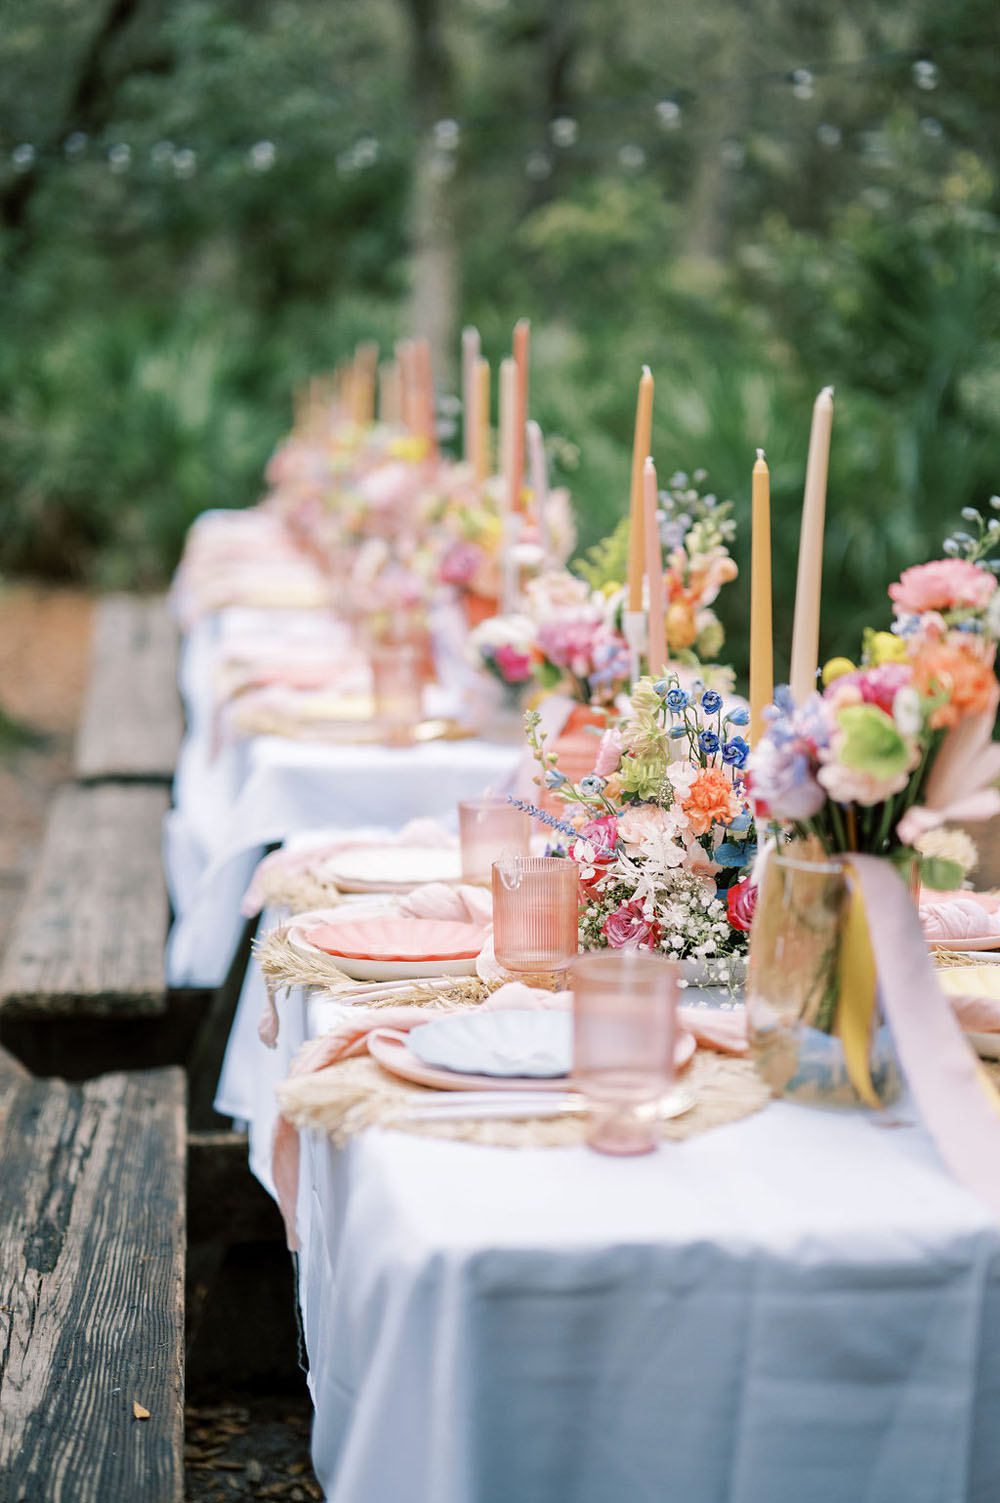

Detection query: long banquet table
xmin=165 ymin=606 xmax=522 ymax=988
xmin=218 ymin=905 xmax=1000 ymax=1503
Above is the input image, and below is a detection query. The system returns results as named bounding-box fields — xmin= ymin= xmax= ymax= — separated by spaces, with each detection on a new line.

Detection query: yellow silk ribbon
xmin=834 ymin=867 xmax=882 ymax=1109
xmin=836 ymin=860 xmax=1000 ymax=1117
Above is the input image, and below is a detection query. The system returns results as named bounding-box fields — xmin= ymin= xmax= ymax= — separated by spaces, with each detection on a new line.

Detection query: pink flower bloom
xmin=577 ymin=815 xmax=618 ymax=853
xmin=601 ymin=899 xmax=663 ymax=950
xmin=824 ymin=662 xmax=912 ymax=716
xmin=439 ymin=540 xmax=486 ymax=586
xmin=816 ymin=759 xmax=912 ymax=807
xmin=492 ymin=643 xmax=534 ymax=683
xmin=594 ymin=727 xmax=625 ymax=777
xmin=617 ymin=803 xmax=688 ymax=866
xmin=726 ymin=878 xmax=757 ymax=932
xmin=537 ymin=612 xmax=605 ymax=677
xmin=889 ymin=558 xmax=996 ymax=616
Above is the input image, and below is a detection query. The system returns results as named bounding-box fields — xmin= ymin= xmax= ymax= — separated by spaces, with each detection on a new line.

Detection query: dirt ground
xmin=0 ymin=583 xmax=320 ymax=1501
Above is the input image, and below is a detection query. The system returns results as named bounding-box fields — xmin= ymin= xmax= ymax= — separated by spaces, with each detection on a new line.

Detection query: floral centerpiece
xmin=744 ymin=502 xmax=1000 ymax=1105
xmin=516 ymin=672 xmax=755 ymax=979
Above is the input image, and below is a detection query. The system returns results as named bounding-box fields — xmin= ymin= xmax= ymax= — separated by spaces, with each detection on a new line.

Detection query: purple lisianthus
xmin=745 ymin=736 xmax=825 ymax=822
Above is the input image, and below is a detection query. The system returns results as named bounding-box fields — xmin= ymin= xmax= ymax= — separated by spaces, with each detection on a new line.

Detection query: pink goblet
xmin=571 ymin=948 xmax=678 ymax=1155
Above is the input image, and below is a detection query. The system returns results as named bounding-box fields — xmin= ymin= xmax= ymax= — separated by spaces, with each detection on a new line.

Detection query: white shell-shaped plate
xmin=408 ymin=1009 xmax=574 ymax=1078
xmin=320 ymin=845 xmax=462 ymax=893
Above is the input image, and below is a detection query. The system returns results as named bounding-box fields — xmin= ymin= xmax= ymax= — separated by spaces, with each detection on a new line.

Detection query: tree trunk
xmin=402 ymin=0 xmax=458 ymax=387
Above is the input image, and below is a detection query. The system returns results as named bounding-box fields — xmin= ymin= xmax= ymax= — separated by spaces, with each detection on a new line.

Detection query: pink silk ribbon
xmin=848 ymin=854 xmax=1000 ymax=1218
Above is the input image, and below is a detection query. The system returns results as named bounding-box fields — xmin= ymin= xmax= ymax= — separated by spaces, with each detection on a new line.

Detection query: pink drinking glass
xmin=370 ymin=642 xmax=423 ymax=744
xmin=571 ymin=949 xmax=678 ymax=1155
xmin=491 ymin=855 xmax=580 ymax=972
xmin=458 ymin=798 xmax=531 ymax=885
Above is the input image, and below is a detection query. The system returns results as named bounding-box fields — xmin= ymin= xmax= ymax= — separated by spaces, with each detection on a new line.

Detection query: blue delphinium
xmin=665 ymin=687 xmax=689 ymax=713
xmin=722 ymin=736 xmax=749 ymax=769
xmin=701 ymin=689 xmax=723 ymax=715
xmin=724 ymin=705 xmax=750 ymax=727
xmin=699 ymin=730 xmax=720 ymax=755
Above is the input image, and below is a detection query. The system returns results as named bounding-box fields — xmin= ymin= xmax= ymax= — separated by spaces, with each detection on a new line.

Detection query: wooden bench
xmin=0 ymin=1048 xmax=186 ymax=1501
xmin=75 ymin=595 xmax=182 ymax=785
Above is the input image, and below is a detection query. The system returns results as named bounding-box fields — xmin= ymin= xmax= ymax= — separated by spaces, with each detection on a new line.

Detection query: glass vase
xmin=747 ymin=851 xmax=902 ymax=1108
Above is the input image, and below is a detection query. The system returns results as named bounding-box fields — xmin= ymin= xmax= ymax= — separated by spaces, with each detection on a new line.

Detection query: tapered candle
xmin=627 ymin=366 xmax=655 ymax=611
xmin=750 ymin=448 xmax=773 ymax=744
xmin=498 ymin=357 xmax=516 ymax=492
xmin=790 ymin=386 xmax=834 ymax=703
xmin=474 ymin=356 xmax=490 ymax=485
xmin=462 ymin=326 xmax=480 ymax=466
xmin=643 ymin=456 xmax=667 ymax=676
xmin=511 ymin=319 xmax=530 ymax=510
xmin=526 ymin=419 xmax=550 ymax=562
xmin=396 ymin=340 xmax=415 ymax=433
xmin=354 ymin=341 xmax=378 ymax=426
xmin=413 ymin=337 xmax=438 ymax=459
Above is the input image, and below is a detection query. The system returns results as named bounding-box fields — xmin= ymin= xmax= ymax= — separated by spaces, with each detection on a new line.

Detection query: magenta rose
xmin=726 ymin=877 xmax=757 ymax=932
xmin=578 ymin=814 xmax=618 ymax=853
xmin=492 ymin=643 xmax=534 ymax=683
xmin=601 ymin=899 xmax=663 ymax=950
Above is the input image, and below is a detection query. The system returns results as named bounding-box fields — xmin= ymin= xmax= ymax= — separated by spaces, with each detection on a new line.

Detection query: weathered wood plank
xmin=0 ymin=1067 xmax=186 ymax=1502
xmin=0 ymin=785 xmax=169 ymax=1017
xmin=75 ymin=595 xmax=182 ymax=783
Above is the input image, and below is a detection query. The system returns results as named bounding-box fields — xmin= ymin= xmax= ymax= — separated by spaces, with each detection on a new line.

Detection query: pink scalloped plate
xmin=368 ymin=1024 xmax=697 ymax=1092
xmin=302 ymin=917 xmax=489 ymax=963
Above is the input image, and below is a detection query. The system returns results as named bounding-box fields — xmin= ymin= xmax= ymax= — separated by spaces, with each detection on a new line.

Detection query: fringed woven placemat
xmin=256 ymin=922 xmax=562 ymax=1005
xmin=276 ymin=1048 xmax=771 ymax=1150
xmin=934 ymin=949 xmax=1000 ymax=970
xmin=253 ymin=868 xmax=346 ymax=916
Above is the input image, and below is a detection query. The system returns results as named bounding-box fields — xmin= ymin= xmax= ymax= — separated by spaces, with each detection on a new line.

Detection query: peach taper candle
xmin=627 ymin=367 xmax=655 ymax=611
xmin=750 ymin=448 xmax=773 ymax=744
xmin=789 ymin=386 xmax=834 ymax=703
xmin=643 ymin=457 xmax=667 ymax=676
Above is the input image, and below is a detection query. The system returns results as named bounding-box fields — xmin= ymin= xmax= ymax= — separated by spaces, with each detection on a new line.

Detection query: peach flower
xmin=680 ymin=766 xmax=742 ymax=836
xmin=910 ymin=641 xmax=997 ymax=729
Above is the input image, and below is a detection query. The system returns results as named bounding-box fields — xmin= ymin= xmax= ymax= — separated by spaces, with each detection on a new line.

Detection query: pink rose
xmin=601 ymin=899 xmax=663 ymax=950
xmin=889 ymin=559 xmax=996 ymax=616
xmin=726 ymin=878 xmax=757 ymax=931
xmin=493 ymin=643 xmax=534 ymax=684
xmin=594 ymin=727 xmax=625 ymax=778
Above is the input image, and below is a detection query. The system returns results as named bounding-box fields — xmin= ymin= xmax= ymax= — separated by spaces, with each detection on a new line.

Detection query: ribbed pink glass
xmin=491 ymin=856 xmax=580 ymax=972
xmin=370 ymin=642 xmax=423 ymax=744
xmin=459 ymin=798 xmax=531 ymax=885
xmin=571 ymin=949 xmax=678 ymax=1155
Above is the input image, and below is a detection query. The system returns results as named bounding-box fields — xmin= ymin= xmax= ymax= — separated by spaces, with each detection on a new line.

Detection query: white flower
xmin=892 ymin=685 xmax=923 ymax=738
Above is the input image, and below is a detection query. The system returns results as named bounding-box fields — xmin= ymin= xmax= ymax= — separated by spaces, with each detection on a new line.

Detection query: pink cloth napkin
xmin=271 ymin=982 xmax=747 ymax=1247
xmin=920 ymin=888 xmax=1000 ymax=944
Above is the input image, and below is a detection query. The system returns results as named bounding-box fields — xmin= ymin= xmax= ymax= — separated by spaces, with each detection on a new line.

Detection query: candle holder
xmin=459 ymin=798 xmax=531 ymax=886
xmin=491 ymin=855 xmax=580 ymax=973
xmin=571 ymin=949 xmax=678 ymax=1155
xmin=370 ymin=642 xmax=423 ymax=745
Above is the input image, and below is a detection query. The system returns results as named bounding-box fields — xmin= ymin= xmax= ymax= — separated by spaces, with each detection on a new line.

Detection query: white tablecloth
xmin=218 ymin=935 xmax=1000 ymax=1503
xmin=165 ymin=609 xmax=523 ymax=987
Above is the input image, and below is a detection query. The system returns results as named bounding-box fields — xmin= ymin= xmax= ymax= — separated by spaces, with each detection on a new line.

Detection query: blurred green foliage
xmin=1 ymin=0 xmax=999 ymax=681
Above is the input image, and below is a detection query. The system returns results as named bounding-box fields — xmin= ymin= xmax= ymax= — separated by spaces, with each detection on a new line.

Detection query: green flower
xmin=836 ymin=704 xmax=912 ymax=780
xmin=620 ymin=749 xmax=669 ymax=799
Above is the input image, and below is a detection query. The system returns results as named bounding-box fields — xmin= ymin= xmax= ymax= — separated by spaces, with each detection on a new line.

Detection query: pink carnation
xmin=439 ymin=540 xmax=485 ymax=586
xmin=536 ymin=613 xmax=605 ymax=678
xmin=492 ymin=643 xmax=534 ymax=683
xmin=889 ymin=559 xmax=996 ymax=616
xmin=601 ymin=899 xmax=663 ymax=950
